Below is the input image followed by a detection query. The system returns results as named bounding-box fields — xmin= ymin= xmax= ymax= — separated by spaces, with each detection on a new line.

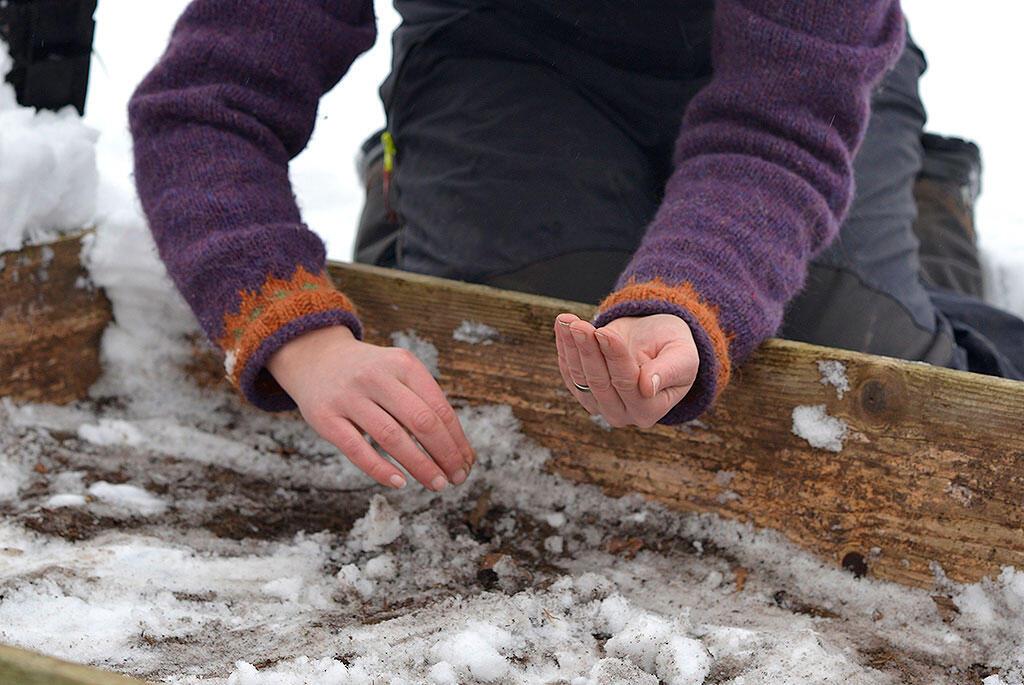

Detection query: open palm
xmin=554 ymin=313 xmax=699 ymax=427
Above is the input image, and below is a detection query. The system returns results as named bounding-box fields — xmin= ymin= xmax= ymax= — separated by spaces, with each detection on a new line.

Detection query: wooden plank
xmin=0 ymin=233 xmax=112 ymax=404
xmin=328 ymin=261 xmax=1024 ymax=589
xmin=0 ymin=643 xmax=151 ymax=685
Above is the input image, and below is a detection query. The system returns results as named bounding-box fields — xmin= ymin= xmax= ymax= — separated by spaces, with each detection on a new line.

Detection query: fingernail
xmin=452 ymin=468 xmax=467 ymax=485
xmin=651 ymin=374 xmax=661 ymax=395
xmin=389 ymin=474 xmax=406 ymax=489
xmin=557 ymin=319 xmax=571 ymax=327
xmin=431 ymin=475 xmax=448 ymax=491
xmin=595 ymin=332 xmax=610 ymax=349
xmin=571 ymin=329 xmax=586 ymax=343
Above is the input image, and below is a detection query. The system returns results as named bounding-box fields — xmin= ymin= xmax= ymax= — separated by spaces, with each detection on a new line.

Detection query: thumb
xmin=638 ymin=341 xmax=699 ymax=401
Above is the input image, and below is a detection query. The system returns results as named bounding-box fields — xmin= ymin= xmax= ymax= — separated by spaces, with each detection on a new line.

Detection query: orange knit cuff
xmin=598 ymin=278 xmax=733 ymax=397
xmin=216 ymin=266 xmax=357 ymax=389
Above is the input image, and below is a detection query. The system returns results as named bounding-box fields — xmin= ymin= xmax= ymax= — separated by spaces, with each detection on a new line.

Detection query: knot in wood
xmin=855 ymin=369 xmax=909 ymax=426
xmin=859 ymin=379 xmax=891 ymax=415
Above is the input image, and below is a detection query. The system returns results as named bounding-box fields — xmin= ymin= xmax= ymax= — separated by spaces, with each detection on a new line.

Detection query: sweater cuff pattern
xmin=216 ymin=265 xmax=360 ymax=406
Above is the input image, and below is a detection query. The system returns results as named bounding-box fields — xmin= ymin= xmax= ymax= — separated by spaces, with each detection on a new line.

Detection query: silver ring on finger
xmin=572 ymin=380 xmax=591 ymax=392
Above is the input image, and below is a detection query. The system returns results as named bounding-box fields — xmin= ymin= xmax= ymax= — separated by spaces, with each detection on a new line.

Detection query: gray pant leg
xmin=359 ymin=15 xmax=1004 ymax=374
xmin=778 ymin=40 xmax=960 ymax=368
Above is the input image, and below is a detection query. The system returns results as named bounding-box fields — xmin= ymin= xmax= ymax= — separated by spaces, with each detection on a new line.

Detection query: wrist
xmin=267 ymin=324 xmax=356 ymax=385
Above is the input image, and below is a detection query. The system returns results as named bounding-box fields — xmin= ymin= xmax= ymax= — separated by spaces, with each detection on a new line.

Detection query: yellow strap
xmin=381 ymin=131 xmax=397 ymax=174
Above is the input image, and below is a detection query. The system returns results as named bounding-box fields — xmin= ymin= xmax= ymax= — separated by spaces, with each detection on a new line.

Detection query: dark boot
xmin=912 ymin=133 xmax=984 ymax=298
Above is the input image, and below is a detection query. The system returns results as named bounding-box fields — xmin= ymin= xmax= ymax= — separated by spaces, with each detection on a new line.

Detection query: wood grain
xmin=329 ymin=262 xmax=1024 ymax=589
xmin=0 ymin=233 xmax=112 ymax=404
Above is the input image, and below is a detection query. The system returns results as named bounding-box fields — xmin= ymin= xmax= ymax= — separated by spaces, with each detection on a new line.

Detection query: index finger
xmin=594 ymin=328 xmax=643 ymax=400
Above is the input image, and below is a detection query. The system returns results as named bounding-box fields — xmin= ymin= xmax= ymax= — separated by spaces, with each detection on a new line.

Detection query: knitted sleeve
xmin=128 ymin=0 xmax=376 ymax=411
xmin=593 ymin=0 xmax=905 ymax=423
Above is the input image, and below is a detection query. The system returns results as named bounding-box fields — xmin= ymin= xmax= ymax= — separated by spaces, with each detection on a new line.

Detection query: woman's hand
xmin=554 ymin=313 xmax=699 ymax=428
xmin=267 ymin=326 xmax=475 ymax=490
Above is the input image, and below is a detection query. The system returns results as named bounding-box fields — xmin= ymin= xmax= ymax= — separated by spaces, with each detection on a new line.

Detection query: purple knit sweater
xmin=129 ymin=0 xmax=904 ymax=422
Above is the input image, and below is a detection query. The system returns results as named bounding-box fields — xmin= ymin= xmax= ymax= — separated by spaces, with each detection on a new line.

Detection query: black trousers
xmin=355 ymin=4 xmax=1024 ymax=380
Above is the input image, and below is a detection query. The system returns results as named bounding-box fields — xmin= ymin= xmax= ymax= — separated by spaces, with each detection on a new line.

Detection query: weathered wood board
xmin=0 ymin=643 xmax=151 ymax=685
xmin=0 ymin=233 xmax=112 ymax=404
xmin=329 ymin=262 xmax=1024 ymax=589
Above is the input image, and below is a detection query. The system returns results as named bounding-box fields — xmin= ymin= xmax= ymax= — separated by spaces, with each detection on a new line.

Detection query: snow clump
xmin=791 ymin=404 xmax=848 ymax=452
xmin=227 ymin=657 xmax=352 ymax=685
xmin=260 ymin=577 xmax=304 ymax=603
xmin=430 ymin=622 xmax=515 ymax=683
xmin=0 ymin=455 xmax=32 ymax=503
xmin=452 ymin=320 xmax=500 ymax=344
xmin=817 ymin=359 xmax=851 ymax=399
xmin=348 ymin=494 xmax=403 ymax=551
xmin=77 ymin=418 xmax=144 ymax=446
xmin=603 ymin=611 xmax=711 ymax=683
xmin=43 ymin=494 xmax=88 ymax=508
xmin=86 ymin=481 xmax=167 ymax=516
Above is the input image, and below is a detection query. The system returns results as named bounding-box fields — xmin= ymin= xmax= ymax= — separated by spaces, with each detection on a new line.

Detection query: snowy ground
xmin=3 ymin=2 xmax=1024 ymax=684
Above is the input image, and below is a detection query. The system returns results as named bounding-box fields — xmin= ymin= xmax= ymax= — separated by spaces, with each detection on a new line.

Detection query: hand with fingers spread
xmin=554 ymin=313 xmax=699 ymax=428
xmin=267 ymin=325 xmax=475 ymax=491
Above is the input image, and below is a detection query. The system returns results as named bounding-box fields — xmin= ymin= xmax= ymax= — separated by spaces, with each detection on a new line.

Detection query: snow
xmin=453 ymin=320 xmax=500 ymax=345
xmin=87 ymin=481 xmax=168 ymax=517
xmin=0 ymin=45 xmax=98 ymax=252
xmin=1 ymin=3 xmax=1024 ymax=684
xmin=389 ymin=329 xmax=441 ymax=379
xmin=260 ymin=576 xmax=304 ymax=603
xmin=545 ymin=511 xmax=568 ymax=528
xmin=227 ymin=658 xmax=352 ymax=685
xmin=604 ymin=612 xmax=678 ymax=673
xmin=544 ymin=535 xmax=564 ymax=554
xmin=588 ymin=657 xmax=658 ymax=684
xmin=335 ymin=564 xmax=376 ymax=601
xmin=431 ymin=623 xmax=514 ymax=682
xmin=78 ymin=418 xmax=145 ymax=446
xmin=0 ymin=455 xmax=32 ymax=503
xmin=347 ymin=494 xmax=402 ymax=552
xmin=655 ymin=635 xmax=714 ymax=685
xmin=44 ymin=493 xmax=88 ymax=508
xmin=791 ymin=405 xmax=848 ymax=452
xmin=363 ymin=553 xmax=396 ymax=580
xmin=817 ymin=360 xmax=851 ymax=399
xmin=427 ymin=661 xmax=458 ymax=685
